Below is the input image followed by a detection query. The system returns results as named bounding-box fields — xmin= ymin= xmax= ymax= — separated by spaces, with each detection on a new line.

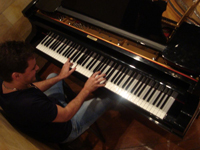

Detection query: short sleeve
xmin=31 ymin=96 xmax=58 ymax=122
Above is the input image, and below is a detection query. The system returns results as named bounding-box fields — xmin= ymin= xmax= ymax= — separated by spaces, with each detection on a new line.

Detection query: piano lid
xmin=163 ymin=22 xmax=200 ymax=75
xmin=58 ymin=0 xmax=167 ymax=51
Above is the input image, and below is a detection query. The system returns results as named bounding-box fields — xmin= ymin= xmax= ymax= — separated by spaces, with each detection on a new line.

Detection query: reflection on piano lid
xmin=59 ymin=0 xmax=167 ymax=50
xmin=22 ymin=0 xmax=200 ymax=137
xmin=163 ymin=22 xmax=200 ymax=75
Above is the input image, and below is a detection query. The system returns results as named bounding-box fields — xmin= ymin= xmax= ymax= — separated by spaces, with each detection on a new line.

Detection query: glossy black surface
xmin=61 ymin=0 xmax=167 ymax=45
xmin=36 ymin=0 xmax=62 ymax=12
xmin=163 ymin=23 xmax=200 ymax=75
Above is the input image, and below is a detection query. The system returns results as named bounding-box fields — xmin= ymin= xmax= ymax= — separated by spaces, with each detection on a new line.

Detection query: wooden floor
xmin=1 ymin=55 xmax=200 ymax=150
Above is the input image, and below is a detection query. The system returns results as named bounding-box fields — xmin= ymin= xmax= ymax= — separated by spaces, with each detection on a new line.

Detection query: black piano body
xmin=22 ymin=0 xmax=200 ymax=137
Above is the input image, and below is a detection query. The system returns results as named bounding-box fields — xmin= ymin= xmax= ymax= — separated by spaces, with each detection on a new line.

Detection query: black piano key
xmin=52 ymin=36 xmax=65 ymax=50
xmin=88 ymin=54 xmax=101 ymax=70
xmin=117 ymin=70 xmax=133 ymax=91
xmin=122 ymin=70 xmax=135 ymax=89
xmin=125 ymin=72 xmax=138 ymax=90
xmin=86 ymin=53 xmax=99 ymax=69
xmin=106 ymin=63 xmax=119 ymax=80
xmin=112 ymin=66 xmax=125 ymax=84
xmin=50 ymin=36 xmax=62 ymax=50
xmin=96 ymin=58 xmax=108 ymax=72
xmin=93 ymin=57 xmax=107 ymax=72
xmin=107 ymin=64 xmax=121 ymax=82
xmin=105 ymin=61 xmax=116 ymax=75
xmin=48 ymin=35 xmax=59 ymax=49
xmin=77 ymin=49 xmax=90 ymax=65
xmin=113 ymin=66 xmax=126 ymax=84
xmin=49 ymin=35 xmax=58 ymax=49
xmin=130 ymin=74 xmax=143 ymax=93
xmin=74 ymin=48 xmax=87 ymax=64
xmin=62 ymin=41 xmax=74 ymax=56
xmin=81 ymin=51 xmax=94 ymax=67
xmin=70 ymin=45 xmax=81 ymax=60
xmin=160 ymin=89 xmax=173 ymax=109
xmin=133 ymin=76 xmax=147 ymax=95
xmin=66 ymin=44 xmax=79 ymax=58
xmin=63 ymin=42 xmax=76 ymax=57
xmin=142 ymin=80 xmax=155 ymax=100
xmin=156 ymin=87 xmax=169 ymax=107
xmin=60 ymin=40 xmax=72 ymax=55
xmin=67 ymin=45 xmax=79 ymax=59
xmin=116 ymin=68 xmax=129 ymax=86
xmin=56 ymin=38 xmax=66 ymax=52
xmin=86 ymin=53 xmax=98 ymax=69
xmin=47 ymin=34 xmax=58 ymax=47
xmin=43 ymin=33 xmax=55 ymax=46
xmin=78 ymin=49 xmax=90 ymax=65
xmin=73 ymin=47 xmax=85 ymax=62
xmin=65 ymin=43 xmax=77 ymax=57
xmin=41 ymin=32 xmax=52 ymax=44
xmin=44 ymin=34 xmax=54 ymax=47
xmin=91 ymin=56 xmax=104 ymax=72
xmin=50 ymin=37 xmax=60 ymax=49
xmin=145 ymin=82 xmax=159 ymax=102
xmin=100 ymin=59 xmax=111 ymax=73
xmin=136 ymin=78 xmax=152 ymax=103
xmin=152 ymin=85 xmax=165 ymax=105
xmin=136 ymin=77 xmax=150 ymax=97
xmin=58 ymin=40 xmax=71 ymax=54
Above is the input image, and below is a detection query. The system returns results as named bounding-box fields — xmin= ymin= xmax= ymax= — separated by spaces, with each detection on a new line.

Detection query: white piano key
xmin=144 ymin=90 xmax=161 ymax=110
xmin=149 ymin=92 xmax=164 ymax=114
xmin=153 ymin=94 xmax=168 ymax=117
xmin=158 ymin=92 xmax=178 ymax=119
xmin=117 ymin=70 xmax=132 ymax=96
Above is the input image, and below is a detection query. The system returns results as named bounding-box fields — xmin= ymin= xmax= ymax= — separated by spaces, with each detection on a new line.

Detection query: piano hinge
xmin=87 ymin=35 xmax=98 ymax=41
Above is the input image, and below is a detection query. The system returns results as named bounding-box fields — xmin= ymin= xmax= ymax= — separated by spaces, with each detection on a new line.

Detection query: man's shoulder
xmin=18 ymin=87 xmax=45 ymax=98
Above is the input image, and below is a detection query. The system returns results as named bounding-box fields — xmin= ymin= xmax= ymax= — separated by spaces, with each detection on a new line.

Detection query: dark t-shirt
xmin=0 ymin=81 xmax=72 ymax=143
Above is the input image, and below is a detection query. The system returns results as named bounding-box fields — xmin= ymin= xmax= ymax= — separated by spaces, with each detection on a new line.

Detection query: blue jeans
xmin=44 ymin=73 xmax=112 ymax=143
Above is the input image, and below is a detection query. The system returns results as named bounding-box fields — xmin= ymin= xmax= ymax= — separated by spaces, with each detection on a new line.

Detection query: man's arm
xmin=33 ymin=59 xmax=76 ymax=92
xmin=52 ymin=71 xmax=106 ymax=122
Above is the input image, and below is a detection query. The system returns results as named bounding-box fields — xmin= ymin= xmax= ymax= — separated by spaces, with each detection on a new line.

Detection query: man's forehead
xmin=27 ymin=58 xmax=37 ymax=68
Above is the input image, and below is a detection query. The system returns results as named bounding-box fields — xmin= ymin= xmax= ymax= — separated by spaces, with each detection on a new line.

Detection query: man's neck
xmin=2 ymin=81 xmax=31 ymax=94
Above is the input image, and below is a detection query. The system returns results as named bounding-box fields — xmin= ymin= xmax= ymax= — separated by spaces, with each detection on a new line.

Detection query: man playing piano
xmin=0 ymin=41 xmax=112 ymax=145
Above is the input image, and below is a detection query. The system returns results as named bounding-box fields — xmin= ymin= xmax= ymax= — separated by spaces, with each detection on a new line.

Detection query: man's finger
xmin=92 ymin=71 xmax=101 ymax=77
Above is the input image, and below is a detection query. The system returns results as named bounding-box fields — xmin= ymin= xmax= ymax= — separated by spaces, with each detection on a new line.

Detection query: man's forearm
xmin=33 ymin=75 xmax=62 ymax=92
xmin=53 ymin=87 xmax=90 ymax=122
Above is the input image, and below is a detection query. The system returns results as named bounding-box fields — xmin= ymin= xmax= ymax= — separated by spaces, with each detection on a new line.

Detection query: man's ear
xmin=11 ymin=72 xmax=20 ymax=81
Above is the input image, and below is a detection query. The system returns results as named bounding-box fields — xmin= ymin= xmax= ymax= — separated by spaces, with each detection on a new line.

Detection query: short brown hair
xmin=0 ymin=41 xmax=35 ymax=82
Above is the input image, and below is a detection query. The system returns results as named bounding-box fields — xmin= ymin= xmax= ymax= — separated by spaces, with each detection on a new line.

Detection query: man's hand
xmin=33 ymin=59 xmax=76 ymax=92
xmin=53 ymin=71 xmax=107 ymax=122
xmin=58 ymin=58 xmax=76 ymax=80
xmin=83 ymin=71 xmax=106 ymax=93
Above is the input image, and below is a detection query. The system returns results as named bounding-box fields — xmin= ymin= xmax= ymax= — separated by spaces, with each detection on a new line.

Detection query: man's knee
xmin=46 ymin=73 xmax=58 ymax=79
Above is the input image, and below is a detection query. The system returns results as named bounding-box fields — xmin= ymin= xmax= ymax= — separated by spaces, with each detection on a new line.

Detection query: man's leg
xmin=44 ymin=73 xmax=67 ymax=106
xmin=62 ymin=96 xmax=112 ymax=143
xmin=44 ymin=73 xmax=113 ymax=143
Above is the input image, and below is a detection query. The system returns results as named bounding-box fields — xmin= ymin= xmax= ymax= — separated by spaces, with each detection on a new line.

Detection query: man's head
xmin=0 ymin=41 xmax=36 ymax=82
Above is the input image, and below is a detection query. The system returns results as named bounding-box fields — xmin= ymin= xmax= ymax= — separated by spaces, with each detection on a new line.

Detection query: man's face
xmin=19 ymin=58 xmax=39 ymax=84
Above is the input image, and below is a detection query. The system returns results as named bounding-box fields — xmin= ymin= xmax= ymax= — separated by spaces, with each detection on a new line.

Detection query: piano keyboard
xmin=36 ymin=32 xmax=178 ymax=119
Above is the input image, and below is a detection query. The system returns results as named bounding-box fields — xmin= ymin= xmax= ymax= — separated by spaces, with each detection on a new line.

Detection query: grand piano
xmin=22 ymin=0 xmax=200 ymax=137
